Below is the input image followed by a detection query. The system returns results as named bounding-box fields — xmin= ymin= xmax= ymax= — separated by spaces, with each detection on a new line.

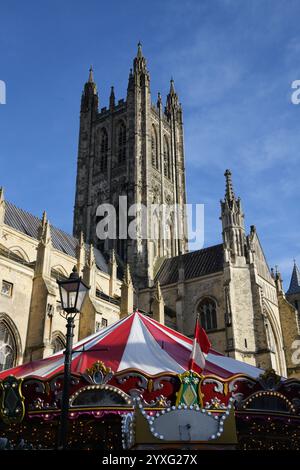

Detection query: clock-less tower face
xmin=73 ymin=45 xmax=188 ymax=288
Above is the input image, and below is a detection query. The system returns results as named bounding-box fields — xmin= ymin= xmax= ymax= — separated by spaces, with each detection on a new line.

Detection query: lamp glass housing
xmin=58 ymin=275 xmax=89 ymax=314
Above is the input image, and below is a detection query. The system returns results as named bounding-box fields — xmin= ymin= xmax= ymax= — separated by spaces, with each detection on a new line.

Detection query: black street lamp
xmin=56 ymin=266 xmax=90 ymax=450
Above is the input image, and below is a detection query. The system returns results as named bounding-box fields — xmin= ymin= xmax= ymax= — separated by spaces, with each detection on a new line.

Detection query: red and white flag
xmin=189 ymin=317 xmax=211 ymax=373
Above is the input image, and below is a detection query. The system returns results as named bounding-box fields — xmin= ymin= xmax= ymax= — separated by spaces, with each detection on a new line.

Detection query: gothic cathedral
xmin=0 ymin=44 xmax=299 ymax=379
xmin=73 ymin=43 xmax=188 ymax=288
xmin=73 ymin=44 xmax=300 ymax=378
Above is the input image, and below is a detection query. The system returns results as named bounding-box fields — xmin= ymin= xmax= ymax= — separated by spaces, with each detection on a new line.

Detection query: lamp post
xmin=56 ymin=266 xmax=90 ymax=450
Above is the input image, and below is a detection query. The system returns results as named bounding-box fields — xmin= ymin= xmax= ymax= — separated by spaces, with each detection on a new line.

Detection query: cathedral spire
xmin=220 ymin=169 xmax=245 ymax=260
xmin=287 ymin=260 xmax=300 ymax=295
xmin=166 ymin=77 xmax=179 ymax=116
xmin=133 ymin=41 xmax=147 ymax=75
xmin=224 ymin=169 xmax=235 ymax=202
xmin=88 ymin=65 xmax=94 ymax=83
xmin=81 ymin=65 xmax=98 ymax=114
xmin=170 ymin=77 xmax=175 ymax=95
xmin=137 ymin=41 xmax=143 ymax=58
xmin=109 ymin=86 xmax=115 ymax=109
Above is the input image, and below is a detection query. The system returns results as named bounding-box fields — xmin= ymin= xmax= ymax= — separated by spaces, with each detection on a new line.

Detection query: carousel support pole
xmin=57 ymin=316 xmax=75 ymax=450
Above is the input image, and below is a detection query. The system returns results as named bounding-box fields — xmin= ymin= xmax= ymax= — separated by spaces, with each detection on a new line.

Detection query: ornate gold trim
xmin=176 ymin=370 xmax=203 ymax=407
xmin=85 ymin=360 xmax=112 ymax=377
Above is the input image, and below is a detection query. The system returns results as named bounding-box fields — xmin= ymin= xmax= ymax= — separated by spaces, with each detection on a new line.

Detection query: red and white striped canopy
xmin=0 ymin=311 xmax=262 ymax=380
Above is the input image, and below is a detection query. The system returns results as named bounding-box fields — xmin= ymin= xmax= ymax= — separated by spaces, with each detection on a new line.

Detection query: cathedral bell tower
xmin=73 ymin=44 xmax=187 ymax=289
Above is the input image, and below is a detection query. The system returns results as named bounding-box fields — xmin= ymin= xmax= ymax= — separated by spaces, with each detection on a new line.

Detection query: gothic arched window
xmin=198 ymin=298 xmax=217 ymax=331
xmin=51 ymin=333 xmax=65 ymax=354
xmin=100 ymin=128 xmax=108 ymax=172
xmin=163 ymin=137 xmax=171 ymax=180
xmin=151 ymin=126 xmax=159 ymax=169
xmin=0 ymin=321 xmax=17 ymax=371
xmin=118 ymin=122 xmax=126 ymax=163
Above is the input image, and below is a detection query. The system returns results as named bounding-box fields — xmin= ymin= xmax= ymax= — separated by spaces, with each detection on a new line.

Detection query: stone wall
xmin=0 ymin=217 xmax=122 ymax=369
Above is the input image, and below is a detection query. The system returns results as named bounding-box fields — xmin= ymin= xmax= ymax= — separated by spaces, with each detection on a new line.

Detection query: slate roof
xmin=155 ymin=244 xmax=224 ymax=286
xmin=286 ymin=262 xmax=300 ymax=295
xmin=4 ymin=201 xmax=109 ymax=273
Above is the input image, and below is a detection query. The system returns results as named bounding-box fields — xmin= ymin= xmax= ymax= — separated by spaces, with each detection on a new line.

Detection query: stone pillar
xmin=35 ymin=218 xmax=52 ymax=277
xmin=25 ymin=214 xmax=54 ymax=360
xmin=79 ymin=244 xmax=97 ymax=340
xmin=120 ymin=264 xmax=134 ymax=318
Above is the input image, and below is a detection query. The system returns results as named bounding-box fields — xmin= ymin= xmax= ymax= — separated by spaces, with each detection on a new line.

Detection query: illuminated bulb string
xmin=121 ymin=397 xmax=234 ymax=447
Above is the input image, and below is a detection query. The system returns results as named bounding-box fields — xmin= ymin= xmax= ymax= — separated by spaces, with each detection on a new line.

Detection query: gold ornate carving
xmin=85 ymin=361 xmax=112 ymax=377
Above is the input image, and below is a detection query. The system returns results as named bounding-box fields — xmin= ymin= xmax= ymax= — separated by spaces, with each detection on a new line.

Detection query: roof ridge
xmin=169 ymin=243 xmax=224 ymax=261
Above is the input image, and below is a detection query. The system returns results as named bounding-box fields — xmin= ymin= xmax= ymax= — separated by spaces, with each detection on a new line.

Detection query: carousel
xmin=0 ymin=311 xmax=300 ymax=450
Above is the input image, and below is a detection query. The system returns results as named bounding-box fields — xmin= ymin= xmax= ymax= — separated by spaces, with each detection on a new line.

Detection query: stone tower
xmin=220 ymin=170 xmax=287 ymax=375
xmin=73 ymin=44 xmax=188 ymax=288
xmin=221 ymin=169 xmax=246 ymax=262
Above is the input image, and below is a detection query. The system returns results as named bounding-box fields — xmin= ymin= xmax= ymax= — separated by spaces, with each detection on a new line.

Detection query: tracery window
xmin=198 ymin=298 xmax=217 ymax=331
xmin=151 ymin=126 xmax=159 ymax=169
xmin=163 ymin=136 xmax=171 ymax=180
xmin=118 ymin=122 xmax=126 ymax=163
xmin=51 ymin=334 xmax=65 ymax=354
xmin=0 ymin=321 xmax=17 ymax=371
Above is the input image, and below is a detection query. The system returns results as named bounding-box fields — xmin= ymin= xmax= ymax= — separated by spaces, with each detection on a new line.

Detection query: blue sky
xmin=0 ymin=0 xmax=299 ymax=288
